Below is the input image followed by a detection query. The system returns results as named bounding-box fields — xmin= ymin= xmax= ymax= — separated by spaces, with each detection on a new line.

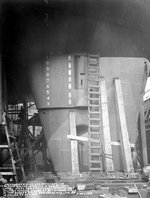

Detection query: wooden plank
xmin=69 ymin=111 xmax=79 ymax=175
xmin=67 ymin=134 xmax=88 ymax=142
xmin=114 ymin=78 xmax=134 ymax=173
xmin=0 ymin=172 xmax=15 ymax=176
xmin=100 ymin=77 xmax=114 ymax=172
xmin=0 ymin=145 xmax=9 ymax=148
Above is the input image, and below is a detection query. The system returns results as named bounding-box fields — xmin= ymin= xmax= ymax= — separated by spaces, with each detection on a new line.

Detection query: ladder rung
xmin=89 ymin=127 xmax=101 ymax=130
xmin=89 ymin=123 xmax=101 ymax=127
xmin=88 ymin=73 xmax=99 ymax=76
xmin=89 ymin=112 xmax=100 ymax=115
xmin=90 ymin=102 xmax=100 ymax=107
xmin=89 ymin=104 xmax=100 ymax=107
xmin=0 ymin=145 xmax=9 ymax=148
xmin=88 ymin=54 xmax=99 ymax=58
xmin=89 ymin=118 xmax=100 ymax=121
xmin=90 ymin=146 xmax=101 ymax=149
xmin=89 ymin=117 xmax=100 ymax=120
xmin=90 ymin=160 xmax=101 ymax=163
xmin=88 ymin=61 xmax=99 ymax=65
xmin=89 ymin=76 xmax=100 ymax=80
xmin=90 ymin=167 xmax=102 ymax=171
xmin=88 ymin=81 xmax=99 ymax=84
xmin=90 ymin=139 xmax=100 ymax=143
xmin=88 ymin=70 xmax=99 ymax=73
xmin=89 ymin=104 xmax=101 ymax=107
xmin=89 ymin=132 xmax=100 ymax=135
xmin=89 ymin=98 xmax=100 ymax=100
xmin=88 ymin=60 xmax=98 ymax=63
xmin=89 ymin=111 xmax=100 ymax=114
xmin=88 ymin=91 xmax=100 ymax=94
xmin=90 ymin=153 xmax=101 ymax=156
xmin=89 ymin=124 xmax=100 ymax=127
xmin=88 ymin=70 xmax=99 ymax=74
xmin=88 ymin=65 xmax=99 ymax=68
xmin=89 ymin=85 xmax=100 ymax=88
xmin=88 ymin=74 xmax=100 ymax=77
xmin=88 ymin=78 xmax=100 ymax=81
xmin=88 ymin=83 xmax=100 ymax=86
xmin=0 ymin=172 xmax=15 ymax=176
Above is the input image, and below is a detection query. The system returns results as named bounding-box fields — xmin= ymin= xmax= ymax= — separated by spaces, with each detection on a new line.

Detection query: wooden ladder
xmin=0 ymin=113 xmax=25 ymax=182
xmin=88 ymin=55 xmax=103 ymax=173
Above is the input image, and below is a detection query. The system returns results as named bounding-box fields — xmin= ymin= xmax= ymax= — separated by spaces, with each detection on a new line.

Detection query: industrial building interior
xmin=1 ymin=0 xmax=150 ymax=197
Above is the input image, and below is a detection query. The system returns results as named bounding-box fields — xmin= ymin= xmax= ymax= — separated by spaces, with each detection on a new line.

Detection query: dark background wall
xmin=1 ymin=0 xmax=150 ymax=102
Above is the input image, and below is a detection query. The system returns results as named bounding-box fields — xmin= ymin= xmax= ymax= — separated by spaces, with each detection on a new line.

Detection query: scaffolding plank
xmin=114 ymin=78 xmax=133 ymax=173
xmin=0 ymin=172 xmax=15 ymax=176
xmin=0 ymin=145 xmax=9 ymax=148
xmin=67 ymin=134 xmax=88 ymax=142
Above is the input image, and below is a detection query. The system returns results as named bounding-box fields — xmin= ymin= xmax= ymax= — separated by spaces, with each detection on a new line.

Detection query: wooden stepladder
xmin=0 ymin=113 xmax=25 ymax=182
xmin=88 ymin=55 xmax=103 ymax=172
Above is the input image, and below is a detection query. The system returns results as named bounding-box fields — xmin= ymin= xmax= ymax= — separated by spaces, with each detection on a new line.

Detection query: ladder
xmin=0 ymin=113 xmax=25 ymax=182
xmin=88 ymin=55 xmax=103 ymax=173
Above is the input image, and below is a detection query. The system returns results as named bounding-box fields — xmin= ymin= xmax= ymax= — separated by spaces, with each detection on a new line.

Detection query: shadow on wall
xmin=77 ymin=125 xmax=88 ymax=136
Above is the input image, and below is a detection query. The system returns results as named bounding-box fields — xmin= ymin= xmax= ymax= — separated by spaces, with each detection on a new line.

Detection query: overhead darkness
xmin=1 ymin=0 xmax=150 ymax=102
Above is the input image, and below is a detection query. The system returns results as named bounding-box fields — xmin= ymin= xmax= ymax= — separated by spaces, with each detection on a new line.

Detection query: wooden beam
xmin=67 ymin=134 xmax=88 ymax=142
xmin=111 ymin=141 xmax=134 ymax=147
xmin=67 ymin=133 xmax=134 ymax=147
xmin=69 ymin=111 xmax=79 ymax=174
xmin=100 ymin=77 xmax=114 ymax=172
xmin=114 ymin=78 xmax=134 ymax=173
xmin=67 ymin=135 xmax=134 ymax=147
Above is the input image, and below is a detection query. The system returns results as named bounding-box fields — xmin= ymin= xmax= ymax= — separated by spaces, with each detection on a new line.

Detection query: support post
xmin=69 ymin=111 xmax=79 ymax=174
xmin=100 ymin=77 xmax=114 ymax=172
xmin=114 ymin=78 xmax=134 ymax=173
xmin=139 ymin=102 xmax=148 ymax=166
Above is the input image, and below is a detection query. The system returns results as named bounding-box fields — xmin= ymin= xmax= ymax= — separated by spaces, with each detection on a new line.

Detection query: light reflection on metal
xmin=44 ymin=0 xmax=48 ymax=5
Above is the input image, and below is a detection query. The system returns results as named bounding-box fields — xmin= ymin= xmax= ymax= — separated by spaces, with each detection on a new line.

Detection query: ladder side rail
xmin=3 ymin=115 xmax=18 ymax=182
